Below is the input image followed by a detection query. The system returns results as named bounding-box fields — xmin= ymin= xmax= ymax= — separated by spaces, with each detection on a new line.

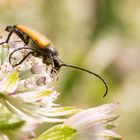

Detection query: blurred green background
xmin=0 ymin=0 xmax=140 ymax=139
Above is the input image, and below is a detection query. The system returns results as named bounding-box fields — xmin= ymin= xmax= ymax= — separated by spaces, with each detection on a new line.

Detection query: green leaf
xmin=34 ymin=125 xmax=77 ymax=140
xmin=0 ymin=113 xmax=25 ymax=133
xmin=0 ymin=119 xmax=25 ymax=133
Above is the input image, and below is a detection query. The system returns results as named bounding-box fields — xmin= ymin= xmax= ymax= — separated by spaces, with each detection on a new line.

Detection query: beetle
xmin=0 ymin=25 xmax=108 ymax=97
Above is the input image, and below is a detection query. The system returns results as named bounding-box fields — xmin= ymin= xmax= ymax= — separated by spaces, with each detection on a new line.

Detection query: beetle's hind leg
xmin=10 ymin=51 xmax=34 ymax=67
xmin=9 ymin=47 xmax=40 ymax=67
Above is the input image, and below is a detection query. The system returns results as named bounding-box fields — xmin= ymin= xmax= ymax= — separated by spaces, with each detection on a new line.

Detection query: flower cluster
xmin=0 ymin=39 xmax=80 ymax=123
xmin=0 ymin=37 xmax=122 ymax=140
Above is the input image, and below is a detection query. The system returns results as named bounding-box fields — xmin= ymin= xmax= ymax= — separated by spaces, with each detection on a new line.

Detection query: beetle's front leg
xmin=49 ymin=54 xmax=59 ymax=79
xmin=43 ymin=54 xmax=58 ymax=79
xmin=0 ymin=31 xmax=14 ymax=45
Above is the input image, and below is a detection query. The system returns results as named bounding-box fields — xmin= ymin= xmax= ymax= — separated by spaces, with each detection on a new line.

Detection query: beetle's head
xmin=44 ymin=46 xmax=62 ymax=72
xmin=5 ymin=26 xmax=13 ymax=32
xmin=43 ymin=46 xmax=63 ymax=79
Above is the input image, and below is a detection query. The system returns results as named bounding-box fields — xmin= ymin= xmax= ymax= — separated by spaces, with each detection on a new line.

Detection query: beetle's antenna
xmin=60 ymin=63 xmax=108 ymax=97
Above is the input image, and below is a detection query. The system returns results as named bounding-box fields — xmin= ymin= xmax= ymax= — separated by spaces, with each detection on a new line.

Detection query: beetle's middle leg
xmin=9 ymin=47 xmax=42 ymax=66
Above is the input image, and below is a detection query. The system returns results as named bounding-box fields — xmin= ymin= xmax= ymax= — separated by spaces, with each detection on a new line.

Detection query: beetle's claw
xmin=0 ymin=42 xmax=6 ymax=45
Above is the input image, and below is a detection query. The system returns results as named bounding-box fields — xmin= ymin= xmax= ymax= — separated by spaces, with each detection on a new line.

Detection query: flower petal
xmin=64 ymin=103 xmax=119 ymax=129
xmin=0 ymin=47 xmax=9 ymax=65
xmin=96 ymin=130 xmax=122 ymax=140
xmin=36 ymin=107 xmax=82 ymax=117
xmin=18 ymin=88 xmax=57 ymax=103
xmin=2 ymin=96 xmax=66 ymax=123
xmin=0 ymin=71 xmax=19 ymax=93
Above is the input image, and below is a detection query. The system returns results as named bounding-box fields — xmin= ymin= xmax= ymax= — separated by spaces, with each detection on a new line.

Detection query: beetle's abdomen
xmin=15 ymin=25 xmax=52 ymax=48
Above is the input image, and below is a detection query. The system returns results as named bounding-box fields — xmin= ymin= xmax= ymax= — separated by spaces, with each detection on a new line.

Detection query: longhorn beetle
xmin=0 ymin=25 xmax=108 ymax=97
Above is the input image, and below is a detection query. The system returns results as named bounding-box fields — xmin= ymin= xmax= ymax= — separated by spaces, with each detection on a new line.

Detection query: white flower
xmin=64 ymin=103 xmax=122 ymax=140
xmin=0 ymin=37 xmax=122 ymax=140
xmin=0 ymin=39 xmax=81 ymax=124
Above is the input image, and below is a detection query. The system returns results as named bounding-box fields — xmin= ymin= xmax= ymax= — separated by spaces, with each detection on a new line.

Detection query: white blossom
xmin=64 ymin=103 xmax=122 ymax=140
xmin=0 ymin=40 xmax=80 ymax=124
